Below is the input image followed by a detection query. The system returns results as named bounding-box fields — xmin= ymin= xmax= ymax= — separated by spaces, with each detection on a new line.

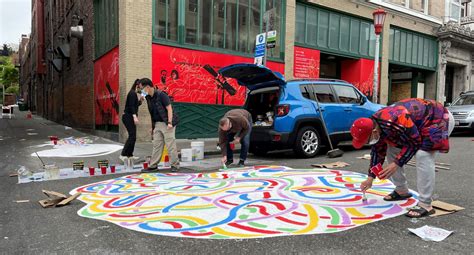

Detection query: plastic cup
xmin=89 ymin=167 xmax=95 ymax=176
xmin=53 ymin=140 xmax=58 ymax=145
xmin=230 ymin=143 xmax=235 ymax=150
xmin=143 ymin=162 xmax=149 ymax=169
xmin=100 ymin=166 xmax=107 ymax=175
xmin=110 ymin=165 xmax=116 ymax=173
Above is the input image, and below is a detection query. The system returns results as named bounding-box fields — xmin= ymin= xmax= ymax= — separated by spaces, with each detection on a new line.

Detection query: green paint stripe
xmin=244 ymin=207 xmax=258 ymax=213
xmin=80 ymin=209 xmax=106 ymax=217
xmin=239 ymin=215 xmax=249 ymax=220
xmin=211 ymin=235 xmax=229 ymax=239
xmin=276 ymin=228 xmax=297 ymax=232
xmin=321 ymin=206 xmax=340 ymax=225
xmin=248 ymin=222 xmax=267 ymax=228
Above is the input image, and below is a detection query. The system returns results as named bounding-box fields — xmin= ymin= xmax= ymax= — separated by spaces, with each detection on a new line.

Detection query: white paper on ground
xmin=408 ymin=225 xmax=453 ymax=242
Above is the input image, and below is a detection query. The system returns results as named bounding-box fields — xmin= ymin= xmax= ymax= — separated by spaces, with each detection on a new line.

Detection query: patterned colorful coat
xmin=369 ymin=98 xmax=450 ymax=177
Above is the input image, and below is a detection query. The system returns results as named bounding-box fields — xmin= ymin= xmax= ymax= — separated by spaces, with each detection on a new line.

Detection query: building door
xmin=445 ymin=66 xmax=454 ymax=103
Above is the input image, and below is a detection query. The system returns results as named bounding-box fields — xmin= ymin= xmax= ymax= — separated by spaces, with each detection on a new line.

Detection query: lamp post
xmin=372 ymin=7 xmax=386 ymax=104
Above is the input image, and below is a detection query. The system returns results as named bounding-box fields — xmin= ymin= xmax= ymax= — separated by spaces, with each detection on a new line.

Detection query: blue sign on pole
xmin=254 ymin=33 xmax=266 ymax=65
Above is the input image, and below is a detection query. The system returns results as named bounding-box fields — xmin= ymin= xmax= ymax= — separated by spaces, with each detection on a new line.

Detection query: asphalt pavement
xmin=1 ymin=109 xmax=473 ymax=254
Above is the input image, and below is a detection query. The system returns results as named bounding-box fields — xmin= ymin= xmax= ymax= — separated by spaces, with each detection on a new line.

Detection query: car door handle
xmin=344 ymin=108 xmax=352 ymax=112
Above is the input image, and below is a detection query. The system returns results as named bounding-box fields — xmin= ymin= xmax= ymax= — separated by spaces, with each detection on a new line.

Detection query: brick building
xmin=20 ymin=0 xmax=474 ymax=142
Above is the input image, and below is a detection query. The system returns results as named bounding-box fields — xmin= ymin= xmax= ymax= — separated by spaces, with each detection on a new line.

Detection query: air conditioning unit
xmin=51 ymin=58 xmax=62 ymax=72
xmin=70 ymin=25 xmax=83 ymax=39
xmin=56 ymin=43 xmax=70 ymax=59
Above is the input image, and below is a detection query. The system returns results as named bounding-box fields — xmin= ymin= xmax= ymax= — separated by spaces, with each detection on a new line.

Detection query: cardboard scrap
xmin=357 ymin=154 xmax=371 ymax=160
xmin=430 ymin=200 xmax=464 ymax=217
xmin=312 ymin=161 xmax=350 ymax=168
xmin=9 ymin=173 xmax=18 ymax=177
xmin=39 ymin=190 xmax=80 ymax=208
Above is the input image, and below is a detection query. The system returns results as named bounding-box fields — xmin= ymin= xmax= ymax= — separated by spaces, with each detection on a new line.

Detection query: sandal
xmin=383 ymin=190 xmax=413 ymax=201
xmin=405 ymin=206 xmax=435 ymax=218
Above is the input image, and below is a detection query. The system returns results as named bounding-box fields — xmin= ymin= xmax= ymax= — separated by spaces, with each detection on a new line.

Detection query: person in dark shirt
xmin=120 ymin=79 xmax=143 ymax=166
xmin=219 ymin=109 xmax=252 ymax=167
xmin=139 ymin=78 xmax=180 ymax=173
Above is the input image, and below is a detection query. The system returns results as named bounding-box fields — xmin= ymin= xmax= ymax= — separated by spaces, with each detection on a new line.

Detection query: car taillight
xmin=276 ymin=104 xmax=290 ymax=117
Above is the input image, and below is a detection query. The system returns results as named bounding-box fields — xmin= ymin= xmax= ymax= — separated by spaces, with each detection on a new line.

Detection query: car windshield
xmin=453 ymin=94 xmax=474 ymax=106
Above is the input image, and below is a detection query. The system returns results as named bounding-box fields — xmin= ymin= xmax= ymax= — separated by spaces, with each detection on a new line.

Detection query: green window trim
xmin=152 ymin=0 xmax=286 ymax=61
xmin=295 ymin=1 xmax=377 ymax=60
xmin=388 ymin=26 xmax=438 ymax=71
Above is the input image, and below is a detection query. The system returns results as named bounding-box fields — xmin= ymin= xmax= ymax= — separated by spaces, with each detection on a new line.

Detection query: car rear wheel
xmin=293 ymin=126 xmax=321 ymax=158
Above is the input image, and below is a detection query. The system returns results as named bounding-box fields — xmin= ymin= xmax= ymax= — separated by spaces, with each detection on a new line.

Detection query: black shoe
xmin=225 ymin=159 xmax=234 ymax=167
xmin=237 ymin=160 xmax=245 ymax=167
xmin=141 ymin=166 xmax=158 ymax=173
xmin=171 ymin=166 xmax=179 ymax=172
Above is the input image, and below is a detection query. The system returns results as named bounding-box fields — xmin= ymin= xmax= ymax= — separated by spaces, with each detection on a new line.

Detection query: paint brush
xmin=362 ymin=191 xmax=368 ymax=203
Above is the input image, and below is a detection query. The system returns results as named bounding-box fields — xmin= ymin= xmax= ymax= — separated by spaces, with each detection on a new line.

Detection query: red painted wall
xmin=94 ymin=47 xmax=120 ymax=125
xmin=152 ymin=44 xmax=284 ymax=106
xmin=341 ymin=58 xmax=378 ymax=97
xmin=293 ymin=46 xmax=320 ymax=78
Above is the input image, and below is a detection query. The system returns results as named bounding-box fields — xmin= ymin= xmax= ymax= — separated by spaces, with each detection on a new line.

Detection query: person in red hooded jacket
xmin=351 ymin=98 xmax=454 ymax=218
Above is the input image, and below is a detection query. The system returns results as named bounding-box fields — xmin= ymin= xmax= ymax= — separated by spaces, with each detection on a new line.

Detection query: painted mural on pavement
xmin=71 ymin=166 xmax=417 ymax=239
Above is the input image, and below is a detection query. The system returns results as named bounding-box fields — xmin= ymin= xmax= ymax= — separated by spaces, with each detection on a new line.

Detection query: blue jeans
xmin=226 ymin=121 xmax=252 ymax=162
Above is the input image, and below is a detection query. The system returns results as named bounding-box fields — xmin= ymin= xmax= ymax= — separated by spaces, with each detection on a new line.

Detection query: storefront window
xmin=154 ymin=0 xmax=283 ymax=60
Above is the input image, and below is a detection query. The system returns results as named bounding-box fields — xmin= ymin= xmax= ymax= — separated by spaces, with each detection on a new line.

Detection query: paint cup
xmin=370 ymin=163 xmax=383 ymax=179
xmin=230 ymin=143 xmax=235 ymax=150
xmin=143 ymin=162 xmax=149 ymax=169
xmin=100 ymin=166 xmax=107 ymax=175
xmin=89 ymin=167 xmax=95 ymax=176
xmin=53 ymin=140 xmax=58 ymax=145
xmin=110 ymin=165 xmax=116 ymax=173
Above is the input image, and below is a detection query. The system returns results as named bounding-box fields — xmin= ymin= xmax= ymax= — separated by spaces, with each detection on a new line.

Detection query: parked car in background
xmin=218 ymin=64 xmax=384 ymax=158
xmin=448 ymin=91 xmax=474 ymax=131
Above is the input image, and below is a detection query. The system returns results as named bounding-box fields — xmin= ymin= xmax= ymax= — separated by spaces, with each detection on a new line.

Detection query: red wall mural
xmin=293 ymin=46 xmax=320 ymax=79
xmin=341 ymin=58 xmax=379 ymax=97
xmin=152 ymin=44 xmax=285 ymax=106
xmin=94 ymin=46 xmax=120 ymax=126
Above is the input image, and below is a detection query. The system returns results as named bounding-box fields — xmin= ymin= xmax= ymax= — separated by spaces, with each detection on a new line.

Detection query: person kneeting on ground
xmin=140 ymin=78 xmax=180 ymax=173
xmin=219 ymin=109 xmax=252 ymax=167
xmin=351 ymin=98 xmax=454 ymax=218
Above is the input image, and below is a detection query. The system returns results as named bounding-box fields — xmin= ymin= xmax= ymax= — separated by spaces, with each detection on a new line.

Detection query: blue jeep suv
xmin=219 ymin=64 xmax=383 ymax=158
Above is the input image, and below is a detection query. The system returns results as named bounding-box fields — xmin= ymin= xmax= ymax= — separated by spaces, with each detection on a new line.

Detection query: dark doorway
xmin=445 ymin=66 xmax=454 ymax=103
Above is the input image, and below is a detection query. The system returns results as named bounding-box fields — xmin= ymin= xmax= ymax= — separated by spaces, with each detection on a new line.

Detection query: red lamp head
xmin=373 ymin=7 xmax=387 ymax=35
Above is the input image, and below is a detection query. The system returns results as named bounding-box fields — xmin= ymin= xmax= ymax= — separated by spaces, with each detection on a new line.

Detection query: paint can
xmin=181 ymin=148 xmax=194 ymax=162
xmin=191 ymin=141 xmax=205 ymax=160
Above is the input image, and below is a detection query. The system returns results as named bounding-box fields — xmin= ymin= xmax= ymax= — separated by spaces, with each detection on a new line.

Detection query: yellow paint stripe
xmin=211 ymin=227 xmax=262 ymax=238
xmin=293 ymin=204 xmax=318 ymax=234
xmin=346 ymin=207 xmax=365 ymax=217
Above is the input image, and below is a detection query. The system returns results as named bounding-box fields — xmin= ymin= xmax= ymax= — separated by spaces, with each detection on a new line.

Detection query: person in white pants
xmin=351 ymin=98 xmax=454 ymax=218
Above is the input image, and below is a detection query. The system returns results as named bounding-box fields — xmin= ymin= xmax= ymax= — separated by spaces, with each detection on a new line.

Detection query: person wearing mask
xmin=140 ymin=78 xmax=180 ymax=173
xmin=219 ymin=109 xmax=252 ymax=167
xmin=119 ymin=79 xmax=143 ymax=166
xmin=351 ymin=98 xmax=454 ymax=218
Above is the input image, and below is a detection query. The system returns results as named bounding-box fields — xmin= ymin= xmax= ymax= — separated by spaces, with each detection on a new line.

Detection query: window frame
xmin=331 ymin=84 xmax=363 ymax=105
xmin=307 ymin=83 xmax=338 ymax=104
xmin=152 ymin=0 xmax=286 ymax=61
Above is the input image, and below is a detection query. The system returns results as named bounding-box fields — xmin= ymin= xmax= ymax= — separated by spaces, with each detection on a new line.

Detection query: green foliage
xmin=0 ymin=55 xmax=19 ymax=88
xmin=1 ymin=44 xmax=12 ymax=56
xmin=5 ymin=85 xmax=19 ymax=95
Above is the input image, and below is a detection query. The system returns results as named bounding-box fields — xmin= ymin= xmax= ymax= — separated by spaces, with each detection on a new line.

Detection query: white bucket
xmin=181 ymin=148 xmax=194 ymax=162
xmin=191 ymin=141 xmax=205 ymax=160
xmin=44 ymin=164 xmax=60 ymax=180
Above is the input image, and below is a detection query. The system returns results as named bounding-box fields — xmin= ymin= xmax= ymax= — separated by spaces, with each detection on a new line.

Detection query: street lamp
xmin=372 ymin=7 xmax=386 ymax=104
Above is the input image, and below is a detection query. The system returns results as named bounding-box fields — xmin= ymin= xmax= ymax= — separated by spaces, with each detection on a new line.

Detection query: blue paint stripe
xmin=239 ymin=194 xmax=251 ymax=201
xmin=162 ymin=196 xmax=197 ymax=213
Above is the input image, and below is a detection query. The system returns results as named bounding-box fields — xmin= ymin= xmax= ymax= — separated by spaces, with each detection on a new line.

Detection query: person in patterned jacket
xmin=351 ymin=98 xmax=454 ymax=218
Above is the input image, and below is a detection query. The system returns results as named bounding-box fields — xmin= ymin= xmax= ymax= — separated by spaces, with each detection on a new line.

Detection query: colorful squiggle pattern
xmin=71 ymin=166 xmax=417 ymax=239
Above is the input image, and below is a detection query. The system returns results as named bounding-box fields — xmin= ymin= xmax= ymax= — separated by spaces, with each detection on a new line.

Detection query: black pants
xmin=121 ymin=114 xmax=136 ymax=157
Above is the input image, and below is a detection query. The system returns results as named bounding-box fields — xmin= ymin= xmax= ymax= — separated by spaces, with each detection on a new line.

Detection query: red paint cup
xmin=110 ymin=165 xmax=116 ymax=173
xmin=89 ymin=167 xmax=95 ymax=176
xmin=143 ymin=162 xmax=149 ymax=169
xmin=101 ymin=166 xmax=107 ymax=175
xmin=370 ymin=163 xmax=383 ymax=179
xmin=230 ymin=143 xmax=235 ymax=150
xmin=53 ymin=140 xmax=58 ymax=145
